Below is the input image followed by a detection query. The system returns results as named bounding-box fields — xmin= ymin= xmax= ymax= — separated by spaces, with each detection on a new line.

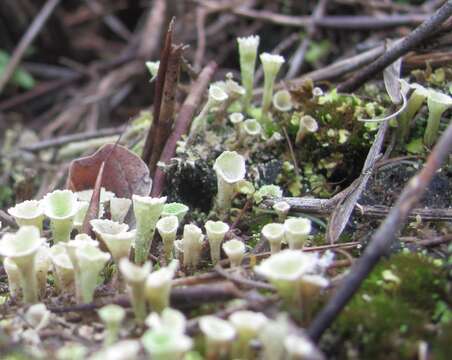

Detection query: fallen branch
xmin=21 ymin=127 xmax=125 ymax=152
xmin=337 ymin=1 xmax=452 ymax=93
xmin=233 ymin=9 xmax=429 ymax=30
xmin=307 ymin=121 xmax=452 ymax=342
xmin=262 ymin=197 xmax=452 ymax=222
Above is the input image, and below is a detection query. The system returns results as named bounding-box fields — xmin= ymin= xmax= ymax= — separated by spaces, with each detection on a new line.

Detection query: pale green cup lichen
xmin=8 ymin=200 xmax=45 ymax=233
xmin=119 ymin=258 xmax=151 ymax=322
xmin=0 ymin=226 xmax=44 ymax=303
xmin=237 ymin=35 xmax=260 ymax=111
xmin=132 ymin=195 xmax=166 ymax=265
xmin=42 ymin=190 xmax=80 ymax=243
xmin=205 ymin=220 xmax=229 ymax=264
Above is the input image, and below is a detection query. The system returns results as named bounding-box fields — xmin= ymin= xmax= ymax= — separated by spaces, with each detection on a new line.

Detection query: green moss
xmin=329 ymin=252 xmax=449 ymax=359
xmin=432 ymin=320 xmax=452 ymax=360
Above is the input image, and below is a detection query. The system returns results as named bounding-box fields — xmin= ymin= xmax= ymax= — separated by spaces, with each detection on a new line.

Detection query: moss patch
xmin=325 ymin=251 xmax=450 ymax=359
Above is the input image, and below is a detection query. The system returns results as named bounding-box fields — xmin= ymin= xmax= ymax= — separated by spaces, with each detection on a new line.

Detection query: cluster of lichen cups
xmin=398 ymin=80 xmax=452 ymax=147
xmin=0 ymin=30 xmax=340 ymax=357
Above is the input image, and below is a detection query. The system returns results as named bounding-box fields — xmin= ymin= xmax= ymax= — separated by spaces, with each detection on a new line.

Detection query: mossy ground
xmin=322 ymin=252 xmax=452 ymax=359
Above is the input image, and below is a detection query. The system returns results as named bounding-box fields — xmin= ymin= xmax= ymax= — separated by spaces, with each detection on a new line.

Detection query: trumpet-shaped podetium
xmin=262 ymin=223 xmax=285 ymax=254
xmin=259 ymin=314 xmax=290 ymax=360
xmin=222 ymin=239 xmax=245 ymax=267
xmin=88 ymin=340 xmax=140 ymax=360
xmin=299 ymin=274 xmax=329 ymax=322
xmin=229 ymin=112 xmax=245 ymax=128
xmin=73 ymin=201 xmax=89 ymax=231
xmin=110 ymin=197 xmax=132 ymax=223
xmin=273 ymin=201 xmax=290 ymax=222
xmin=260 ymin=53 xmax=285 ymax=128
xmin=8 ymin=200 xmax=44 ymax=233
xmin=181 ymin=224 xmax=204 ymax=269
xmin=284 ymin=334 xmax=324 ymax=360
xmin=64 ymin=234 xmax=99 ymax=302
xmin=398 ymin=80 xmax=429 ymax=141
xmin=49 ymin=244 xmax=75 ymax=294
xmin=424 ymin=89 xmax=452 ymax=147
xmin=90 ymin=219 xmax=134 ymax=263
xmin=146 ymin=60 xmax=160 ymax=81
xmin=132 ymin=195 xmax=167 ymax=265
xmin=254 ymin=249 xmax=320 ymax=306
xmin=142 ymin=328 xmax=193 ymax=360
xmin=119 ymin=258 xmax=152 ymax=321
xmin=273 ymin=89 xmax=293 ymax=112
xmin=98 ymin=304 xmax=126 ymax=346
xmin=190 ymin=84 xmax=229 ymax=134
xmin=156 ymin=215 xmax=179 ymax=261
xmin=146 ymin=308 xmax=186 ymax=335
xmin=42 ymin=190 xmax=80 ymax=242
xmin=25 ymin=303 xmax=51 ymax=331
xmin=296 ymin=115 xmax=319 ymax=144
xmin=145 ymin=260 xmax=178 ymax=313
xmin=35 ymin=246 xmax=51 ymax=298
xmin=213 ymin=151 xmax=246 ymax=214
xmin=229 ymin=310 xmax=268 ymax=359
xmin=75 ymin=245 xmax=110 ymax=303
xmin=161 ymin=202 xmax=189 ymax=223
xmin=0 ymin=226 xmax=44 ymax=303
xmin=205 ymin=220 xmax=229 ymax=264
xmin=4 ymin=258 xmax=21 ymax=297
xmin=237 ymin=35 xmax=260 ymax=111
xmin=75 ymin=187 xmax=115 ymax=204
xmin=199 ymin=315 xmax=236 ymax=359
xmin=224 ymin=76 xmax=246 ymax=99
xmin=240 ymin=118 xmax=262 ymax=143
xmin=284 ymin=217 xmax=311 ymax=249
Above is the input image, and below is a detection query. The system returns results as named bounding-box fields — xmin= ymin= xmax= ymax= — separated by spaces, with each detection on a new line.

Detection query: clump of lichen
xmin=271 ymin=80 xmax=386 ymax=197
xmin=324 ymin=251 xmax=450 ymax=359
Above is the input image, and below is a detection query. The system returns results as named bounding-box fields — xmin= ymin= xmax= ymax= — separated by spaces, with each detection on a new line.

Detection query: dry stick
xmin=308 ymin=121 xmax=452 ymax=342
xmin=262 ymin=196 xmax=452 ymax=222
xmin=142 ymin=19 xmax=175 ymax=171
xmin=286 ymin=0 xmax=328 ymax=79
xmin=47 ymin=282 xmax=241 ymax=313
xmin=151 ymin=61 xmax=217 ymax=196
xmin=355 ymin=204 xmax=452 ymax=222
xmin=0 ymin=0 xmax=62 ymax=94
xmin=337 ymin=1 xmax=452 ymax=93
xmin=147 ymin=44 xmax=184 ymax=175
xmin=233 ymin=8 xmax=429 ymax=29
xmin=327 ymin=121 xmax=388 ymax=243
xmin=21 ymin=127 xmax=125 ymax=152
xmin=137 ymin=0 xmax=167 ymax=59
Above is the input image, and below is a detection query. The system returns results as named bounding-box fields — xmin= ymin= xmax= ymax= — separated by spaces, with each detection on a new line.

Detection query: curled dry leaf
xmin=67 ymin=143 xmax=152 ymax=198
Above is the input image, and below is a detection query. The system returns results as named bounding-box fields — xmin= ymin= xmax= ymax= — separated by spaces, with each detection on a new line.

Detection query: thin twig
xmin=233 ymin=8 xmax=429 ymax=30
xmin=308 ymin=121 xmax=452 ymax=342
xmin=337 ymin=1 xmax=452 ymax=93
xmin=142 ymin=18 xmax=175 ymax=170
xmin=0 ymin=0 xmax=62 ymax=94
xmin=286 ymin=0 xmax=328 ymax=79
xmin=21 ymin=127 xmax=125 ymax=152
